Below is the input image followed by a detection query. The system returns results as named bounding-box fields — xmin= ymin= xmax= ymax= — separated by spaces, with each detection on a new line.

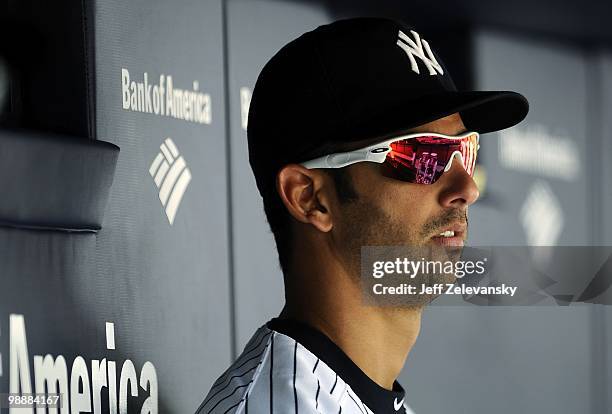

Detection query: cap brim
xmin=453 ymin=90 xmax=529 ymax=134
xmin=349 ymin=90 xmax=529 ymax=143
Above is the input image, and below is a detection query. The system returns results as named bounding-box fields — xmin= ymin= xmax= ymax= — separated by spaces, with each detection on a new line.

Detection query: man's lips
xmin=429 ymin=224 xmax=466 ymax=247
xmin=430 ymin=234 xmax=464 ymax=247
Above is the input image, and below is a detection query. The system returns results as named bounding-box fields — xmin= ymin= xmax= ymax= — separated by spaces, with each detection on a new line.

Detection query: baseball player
xmin=197 ymin=17 xmax=528 ymax=414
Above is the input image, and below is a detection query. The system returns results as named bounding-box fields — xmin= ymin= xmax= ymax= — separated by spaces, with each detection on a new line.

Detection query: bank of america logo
xmin=520 ymin=180 xmax=563 ymax=247
xmin=520 ymin=180 xmax=564 ymax=266
xmin=149 ymin=137 xmax=192 ymax=225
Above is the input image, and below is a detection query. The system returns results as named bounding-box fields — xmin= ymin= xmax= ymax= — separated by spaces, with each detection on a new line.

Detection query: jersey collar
xmin=266 ymin=317 xmax=407 ymax=413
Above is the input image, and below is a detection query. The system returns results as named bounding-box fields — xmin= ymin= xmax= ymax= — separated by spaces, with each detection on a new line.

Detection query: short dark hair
xmin=261 ymin=168 xmax=358 ymax=275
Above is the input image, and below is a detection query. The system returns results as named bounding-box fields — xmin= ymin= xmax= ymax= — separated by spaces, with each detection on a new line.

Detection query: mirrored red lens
xmin=381 ymin=134 xmax=479 ymax=184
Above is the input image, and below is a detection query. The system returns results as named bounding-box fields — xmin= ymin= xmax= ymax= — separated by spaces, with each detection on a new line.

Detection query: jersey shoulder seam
xmin=232 ymin=329 xmax=276 ymax=414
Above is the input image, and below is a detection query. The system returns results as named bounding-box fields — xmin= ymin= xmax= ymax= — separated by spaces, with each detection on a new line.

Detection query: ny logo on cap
xmin=396 ymin=30 xmax=444 ymax=76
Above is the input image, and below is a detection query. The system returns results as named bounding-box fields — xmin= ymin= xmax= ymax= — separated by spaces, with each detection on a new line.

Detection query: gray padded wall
xmin=597 ymin=51 xmax=612 ymax=413
xmin=93 ymin=0 xmax=231 ymax=412
xmin=398 ymin=31 xmax=594 ymax=414
xmin=592 ymin=53 xmax=612 ymax=246
xmin=0 ymin=131 xmax=120 ymax=413
xmin=0 ymin=1 xmax=231 ymax=411
xmin=225 ymin=0 xmax=330 ymax=352
xmin=601 ymin=53 xmax=612 ymax=246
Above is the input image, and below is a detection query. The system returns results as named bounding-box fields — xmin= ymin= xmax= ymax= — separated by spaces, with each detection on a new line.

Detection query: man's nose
xmin=437 ymin=156 xmax=480 ymax=208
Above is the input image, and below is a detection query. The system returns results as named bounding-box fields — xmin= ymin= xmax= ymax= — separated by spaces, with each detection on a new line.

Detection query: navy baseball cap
xmin=247 ymin=17 xmax=529 ymax=196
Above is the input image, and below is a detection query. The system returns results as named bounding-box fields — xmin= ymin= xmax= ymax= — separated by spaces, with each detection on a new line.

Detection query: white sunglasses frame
xmin=300 ymin=131 xmax=480 ymax=174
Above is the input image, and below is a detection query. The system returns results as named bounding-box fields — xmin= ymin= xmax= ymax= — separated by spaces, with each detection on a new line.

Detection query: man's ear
xmin=276 ymin=164 xmax=333 ymax=233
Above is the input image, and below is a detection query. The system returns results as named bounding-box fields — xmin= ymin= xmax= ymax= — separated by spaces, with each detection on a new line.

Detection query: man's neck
xmin=280 ymin=283 xmax=422 ymax=390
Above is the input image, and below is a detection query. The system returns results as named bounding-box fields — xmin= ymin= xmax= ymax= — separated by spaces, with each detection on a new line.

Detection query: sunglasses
xmin=301 ymin=131 xmax=480 ymax=185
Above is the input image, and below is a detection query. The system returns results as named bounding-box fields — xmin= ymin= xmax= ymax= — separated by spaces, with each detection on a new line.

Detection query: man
xmin=197 ymin=17 xmax=528 ymax=414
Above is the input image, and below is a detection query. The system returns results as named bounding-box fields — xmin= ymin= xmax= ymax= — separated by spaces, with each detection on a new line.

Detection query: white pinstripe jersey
xmin=196 ymin=319 xmax=415 ymax=414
